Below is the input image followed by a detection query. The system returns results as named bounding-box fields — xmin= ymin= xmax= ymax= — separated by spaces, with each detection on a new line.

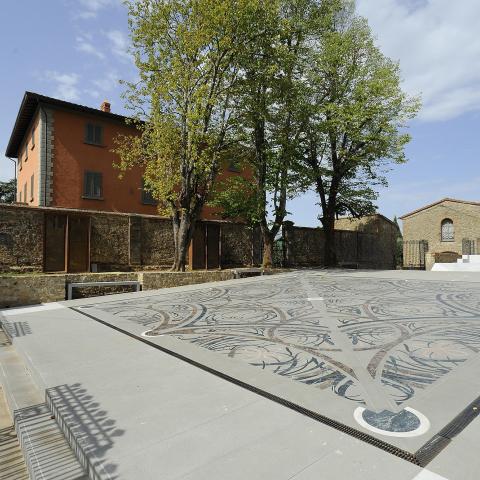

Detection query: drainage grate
xmin=70 ymin=306 xmax=480 ymax=468
xmin=415 ymin=395 xmax=480 ymax=466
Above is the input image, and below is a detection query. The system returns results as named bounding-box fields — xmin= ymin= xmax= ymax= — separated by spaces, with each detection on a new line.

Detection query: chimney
xmin=100 ymin=100 xmax=111 ymax=113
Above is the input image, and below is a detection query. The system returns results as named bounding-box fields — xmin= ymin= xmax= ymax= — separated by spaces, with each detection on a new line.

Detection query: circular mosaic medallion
xmin=353 ymin=406 xmax=430 ymax=437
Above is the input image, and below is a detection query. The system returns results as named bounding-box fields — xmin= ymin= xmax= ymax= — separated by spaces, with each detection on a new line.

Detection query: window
xmin=23 ymin=183 xmax=27 ymax=203
xmin=85 ymin=123 xmax=104 ymax=146
xmin=30 ymin=174 xmax=34 ymax=202
xmin=31 ymin=127 xmax=35 ymax=148
xmin=441 ymin=218 xmax=454 ymax=241
xmin=24 ymin=143 xmax=28 ymax=162
xmin=141 ymin=179 xmax=158 ymax=205
xmin=18 ymin=152 xmax=22 ymax=170
xmin=83 ymin=171 xmax=103 ymax=199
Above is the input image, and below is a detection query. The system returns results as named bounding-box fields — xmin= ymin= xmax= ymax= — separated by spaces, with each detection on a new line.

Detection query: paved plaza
xmin=1 ymin=269 xmax=480 ymax=479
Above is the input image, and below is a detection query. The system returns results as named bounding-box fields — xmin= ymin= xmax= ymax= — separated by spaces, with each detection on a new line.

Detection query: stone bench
xmin=232 ymin=268 xmax=265 ymax=279
xmin=66 ymin=280 xmax=141 ymax=300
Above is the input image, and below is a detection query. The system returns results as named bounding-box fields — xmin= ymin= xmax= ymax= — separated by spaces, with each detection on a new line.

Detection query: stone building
xmin=400 ymin=198 xmax=480 ymax=269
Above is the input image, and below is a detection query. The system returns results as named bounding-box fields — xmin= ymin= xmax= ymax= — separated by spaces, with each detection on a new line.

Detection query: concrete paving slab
xmin=1 ymin=269 xmax=480 ymax=478
xmin=69 ymin=270 xmax=480 ymax=458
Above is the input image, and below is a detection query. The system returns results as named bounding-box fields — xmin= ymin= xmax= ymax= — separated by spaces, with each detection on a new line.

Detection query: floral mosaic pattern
xmin=86 ymin=273 xmax=480 ymax=407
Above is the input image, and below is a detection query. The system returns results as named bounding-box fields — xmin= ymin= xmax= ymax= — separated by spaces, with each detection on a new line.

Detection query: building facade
xmin=6 ymin=92 xmax=243 ymax=219
xmin=400 ymin=198 xmax=480 ymax=269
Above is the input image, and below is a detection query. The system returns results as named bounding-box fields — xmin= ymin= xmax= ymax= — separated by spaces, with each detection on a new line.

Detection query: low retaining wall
xmin=0 ymin=270 xmax=240 ymax=308
xmin=0 ymin=274 xmax=66 ymax=308
xmin=141 ymin=271 xmax=234 ymax=290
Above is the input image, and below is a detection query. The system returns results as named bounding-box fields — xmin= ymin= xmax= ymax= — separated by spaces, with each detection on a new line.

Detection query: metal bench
xmin=232 ymin=268 xmax=265 ymax=279
xmin=67 ymin=281 xmax=141 ymax=300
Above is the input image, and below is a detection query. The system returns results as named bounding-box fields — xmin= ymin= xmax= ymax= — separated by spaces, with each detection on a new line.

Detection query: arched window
xmin=441 ymin=219 xmax=454 ymax=241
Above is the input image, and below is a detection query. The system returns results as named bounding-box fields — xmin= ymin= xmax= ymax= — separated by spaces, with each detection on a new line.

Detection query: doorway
xmin=44 ymin=213 xmax=90 ymax=272
xmin=189 ymin=223 xmax=221 ymax=270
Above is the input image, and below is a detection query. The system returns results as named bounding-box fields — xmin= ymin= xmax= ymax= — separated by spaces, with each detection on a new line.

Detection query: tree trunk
xmin=262 ymin=231 xmax=275 ymax=268
xmin=322 ymin=215 xmax=337 ymax=267
xmin=171 ymin=212 xmax=195 ymax=272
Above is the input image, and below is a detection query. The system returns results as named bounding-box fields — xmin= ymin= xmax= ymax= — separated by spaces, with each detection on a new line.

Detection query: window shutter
xmin=94 ymin=125 xmax=103 ymax=145
xmin=83 ymin=172 xmax=89 ymax=196
xmin=85 ymin=124 xmax=94 ymax=143
xmin=95 ymin=172 xmax=103 ymax=197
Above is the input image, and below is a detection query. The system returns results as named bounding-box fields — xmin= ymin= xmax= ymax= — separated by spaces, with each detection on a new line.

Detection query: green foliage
xmin=114 ymin=0 xmax=419 ymax=269
xmin=301 ymin=4 xmax=421 ymax=222
xmin=0 ymin=179 xmax=16 ymax=203
xmin=115 ymin=0 xmax=258 ymax=215
xmin=210 ymin=176 xmax=261 ymax=226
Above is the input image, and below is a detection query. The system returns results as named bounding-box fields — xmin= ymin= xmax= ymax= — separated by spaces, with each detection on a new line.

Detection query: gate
xmin=462 ymin=239 xmax=476 ymax=255
xmin=272 ymin=237 xmax=285 ymax=268
xmin=403 ymin=240 xmax=428 ymax=270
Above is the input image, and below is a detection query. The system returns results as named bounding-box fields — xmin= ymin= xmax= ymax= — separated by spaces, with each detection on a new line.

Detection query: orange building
xmin=6 ymin=92 xmax=243 ymax=218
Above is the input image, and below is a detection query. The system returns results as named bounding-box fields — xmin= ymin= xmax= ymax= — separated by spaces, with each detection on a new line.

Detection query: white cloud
xmin=104 ymin=30 xmax=132 ymax=62
xmin=44 ymin=71 xmax=81 ymax=102
xmin=357 ymin=0 xmax=480 ymax=122
xmin=76 ymin=33 xmax=105 ymax=59
xmin=76 ymin=0 xmax=119 ymax=19
xmin=92 ymin=71 xmax=120 ymax=92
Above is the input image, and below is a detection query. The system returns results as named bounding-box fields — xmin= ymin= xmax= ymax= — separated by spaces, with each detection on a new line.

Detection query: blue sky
xmin=1 ymin=0 xmax=479 ymax=227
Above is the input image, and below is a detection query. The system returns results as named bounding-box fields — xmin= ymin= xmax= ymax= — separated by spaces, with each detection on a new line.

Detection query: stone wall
xmin=0 ymin=204 xmax=250 ymax=272
xmin=141 ymin=270 xmax=235 ymax=290
xmin=139 ymin=217 xmax=175 ymax=268
xmin=221 ymin=223 xmax=253 ymax=267
xmin=283 ymin=224 xmax=396 ymax=269
xmin=0 ymin=274 xmax=66 ymax=308
xmin=402 ymin=200 xmax=480 ymax=269
xmin=0 ymin=206 xmax=44 ymax=272
xmin=284 ymin=227 xmax=324 ymax=266
xmin=90 ymin=214 xmax=130 ymax=270
xmin=0 ymin=270 xmax=238 ymax=308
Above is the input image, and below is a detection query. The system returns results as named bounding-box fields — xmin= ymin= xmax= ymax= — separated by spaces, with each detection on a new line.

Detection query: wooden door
xmin=206 ymin=224 xmax=220 ymax=269
xmin=44 ymin=214 xmax=67 ymax=272
xmin=67 ymin=216 xmax=90 ymax=272
xmin=190 ymin=224 xmax=206 ymax=270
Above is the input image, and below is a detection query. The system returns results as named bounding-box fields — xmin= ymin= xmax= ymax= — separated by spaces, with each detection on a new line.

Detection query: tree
xmin=211 ymin=0 xmax=325 ymax=267
xmin=0 ymin=179 xmax=16 ymax=203
xmin=114 ymin=0 xmax=258 ymax=271
xmin=301 ymin=1 xmax=420 ymax=265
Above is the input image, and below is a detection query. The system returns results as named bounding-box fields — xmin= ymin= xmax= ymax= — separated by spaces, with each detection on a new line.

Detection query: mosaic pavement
xmin=80 ymin=272 xmax=480 ymax=418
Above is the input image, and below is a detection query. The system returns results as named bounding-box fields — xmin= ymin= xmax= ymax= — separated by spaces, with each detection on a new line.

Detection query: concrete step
xmin=15 ymin=403 xmax=88 ymax=480
xmin=0 ymin=424 xmax=29 ymax=480
xmin=46 ymin=387 xmax=110 ymax=480
xmin=0 ymin=326 xmax=89 ymax=480
xmin=0 ymin=385 xmax=29 ymax=480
